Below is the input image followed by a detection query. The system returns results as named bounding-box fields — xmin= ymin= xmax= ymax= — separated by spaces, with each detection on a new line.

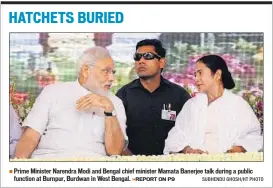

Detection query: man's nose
xmin=138 ymin=57 xmax=145 ymax=64
xmin=108 ymin=72 xmax=115 ymax=81
xmin=138 ymin=55 xmax=147 ymax=64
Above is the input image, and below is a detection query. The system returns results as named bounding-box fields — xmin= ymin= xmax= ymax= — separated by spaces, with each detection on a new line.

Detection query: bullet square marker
xmin=9 ymin=170 xmax=13 ymax=173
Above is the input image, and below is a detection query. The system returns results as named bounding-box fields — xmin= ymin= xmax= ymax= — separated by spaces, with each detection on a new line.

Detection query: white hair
xmin=76 ymin=46 xmax=112 ymax=75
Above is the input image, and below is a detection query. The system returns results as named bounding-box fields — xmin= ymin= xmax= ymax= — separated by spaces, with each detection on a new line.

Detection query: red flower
xmin=257 ymin=100 xmax=263 ymax=111
xmin=191 ymin=92 xmax=198 ymax=97
xmin=36 ymin=74 xmax=56 ymax=88
xmin=11 ymin=92 xmax=28 ymax=104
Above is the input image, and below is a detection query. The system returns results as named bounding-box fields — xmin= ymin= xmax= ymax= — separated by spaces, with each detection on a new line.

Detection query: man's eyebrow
xmin=102 ymin=66 xmax=113 ymax=69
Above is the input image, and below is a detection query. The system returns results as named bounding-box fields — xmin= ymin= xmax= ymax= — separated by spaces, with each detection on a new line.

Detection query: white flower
xmin=25 ymin=107 xmax=31 ymax=114
xmin=250 ymin=95 xmax=256 ymax=102
xmin=25 ymin=100 xmax=30 ymax=106
xmin=18 ymin=107 xmax=25 ymax=119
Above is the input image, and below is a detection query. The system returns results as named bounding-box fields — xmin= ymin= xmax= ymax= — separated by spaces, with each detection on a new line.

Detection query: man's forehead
xmin=94 ymin=57 xmax=114 ymax=68
xmin=137 ymin=45 xmax=155 ymax=53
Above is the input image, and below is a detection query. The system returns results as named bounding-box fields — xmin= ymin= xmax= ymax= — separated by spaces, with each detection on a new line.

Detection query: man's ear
xmin=83 ymin=64 xmax=91 ymax=77
xmin=79 ymin=64 xmax=90 ymax=83
xmin=159 ymin=58 xmax=166 ymax=69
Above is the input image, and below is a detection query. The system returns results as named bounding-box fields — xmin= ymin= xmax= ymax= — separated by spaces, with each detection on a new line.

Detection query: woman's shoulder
xmin=190 ymin=92 xmax=207 ymax=102
xmin=184 ymin=92 xmax=207 ymax=107
xmin=183 ymin=90 xmax=249 ymax=106
xmin=188 ymin=90 xmax=248 ymax=106
xmin=224 ymin=89 xmax=251 ymax=107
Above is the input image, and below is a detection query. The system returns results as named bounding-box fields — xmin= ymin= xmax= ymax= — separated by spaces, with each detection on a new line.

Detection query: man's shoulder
xmin=163 ymin=78 xmax=190 ymax=94
xmin=41 ymin=82 xmax=76 ymax=94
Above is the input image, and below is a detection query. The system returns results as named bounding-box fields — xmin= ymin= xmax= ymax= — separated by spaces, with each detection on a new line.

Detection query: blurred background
xmin=9 ymin=32 xmax=263 ymax=97
xmin=9 ymin=32 xmax=264 ymax=134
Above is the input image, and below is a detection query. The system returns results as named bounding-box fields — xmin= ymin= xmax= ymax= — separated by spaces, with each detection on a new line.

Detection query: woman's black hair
xmin=196 ymin=55 xmax=235 ymax=89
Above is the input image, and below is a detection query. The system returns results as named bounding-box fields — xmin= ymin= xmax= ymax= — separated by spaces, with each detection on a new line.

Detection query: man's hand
xmin=226 ymin=146 xmax=246 ymax=153
xmin=76 ymin=93 xmax=114 ymax=112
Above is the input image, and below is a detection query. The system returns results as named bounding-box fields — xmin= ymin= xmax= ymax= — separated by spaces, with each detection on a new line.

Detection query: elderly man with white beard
xmin=15 ymin=47 xmax=128 ymax=159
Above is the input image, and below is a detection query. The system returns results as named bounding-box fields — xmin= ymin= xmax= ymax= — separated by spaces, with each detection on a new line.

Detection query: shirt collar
xmin=128 ymin=76 xmax=171 ymax=89
xmin=74 ymin=79 xmax=91 ymax=95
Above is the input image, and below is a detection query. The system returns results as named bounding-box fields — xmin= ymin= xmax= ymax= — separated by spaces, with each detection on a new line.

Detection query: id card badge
xmin=167 ymin=110 xmax=176 ymax=121
xmin=161 ymin=110 xmax=176 ymax=121
xmin=161 ymin=109 xmax=168 ymax=120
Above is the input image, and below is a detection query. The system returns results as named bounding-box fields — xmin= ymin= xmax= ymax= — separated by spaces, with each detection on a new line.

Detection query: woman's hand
xmin=226 ymin=146 xmax=246 ymax=153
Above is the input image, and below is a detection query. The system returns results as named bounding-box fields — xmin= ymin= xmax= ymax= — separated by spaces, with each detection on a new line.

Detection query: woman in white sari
xmin=164 ymin=55 xmax=263 ymax=154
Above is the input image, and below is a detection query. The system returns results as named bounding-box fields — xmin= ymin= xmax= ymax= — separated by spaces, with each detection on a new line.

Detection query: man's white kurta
xmin=164 ymin=89 xmax=263 ymax=154
xmin=22 ymin=81 xmax=128 ymax=158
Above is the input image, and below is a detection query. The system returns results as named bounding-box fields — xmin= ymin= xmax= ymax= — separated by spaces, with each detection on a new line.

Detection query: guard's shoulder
xmin=116 ymin=79 xmax=139 ymax=93
xmin=163 ymin=79 xmax=189 ymax=93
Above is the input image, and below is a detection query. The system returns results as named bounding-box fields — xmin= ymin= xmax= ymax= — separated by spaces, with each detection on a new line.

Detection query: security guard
xmin=116 ymin=39 xmax=191 ymax=155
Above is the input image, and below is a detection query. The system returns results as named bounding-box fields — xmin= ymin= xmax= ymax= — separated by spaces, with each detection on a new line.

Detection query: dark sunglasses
xmin=133 ymin=52 xmax=162 ymax=61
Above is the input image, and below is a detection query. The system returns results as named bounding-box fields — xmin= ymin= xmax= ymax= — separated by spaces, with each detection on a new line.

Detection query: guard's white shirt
xmin=164 ymin=89 xmax=263 ymax=154
xmin=22 ymin=81 xmax=128 ymax=158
